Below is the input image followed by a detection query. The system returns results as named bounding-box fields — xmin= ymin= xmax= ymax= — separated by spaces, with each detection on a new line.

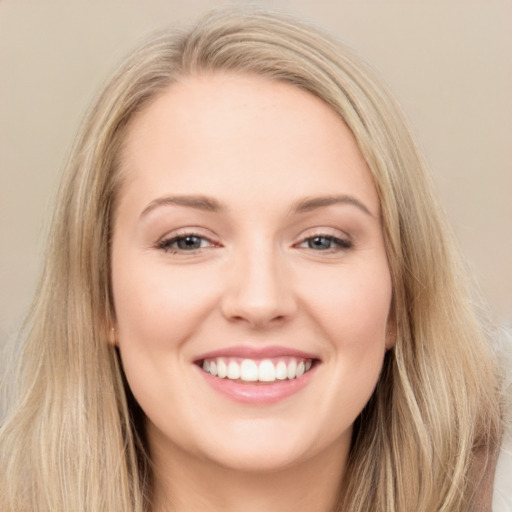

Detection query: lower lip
xmin=196 ymin=364 xmax=317 ymax=404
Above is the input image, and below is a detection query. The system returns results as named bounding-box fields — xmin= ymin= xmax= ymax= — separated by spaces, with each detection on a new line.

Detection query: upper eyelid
xmin=156 ymin=227 xmax=218 ymax=244
xmin=299 ymin=234 xmax=348 ymax=242
xmin=155 ymin=232 xmax=219 ymax=254
xmin=160 ymin=233 xmax=216 ymax=244
xmin=154 ymin=227 xmax=352 ymax=247
xmin=295 ymin=227 xmax=351 ymax=242
xmin=296 ymin=234 xmax=352 ymax=248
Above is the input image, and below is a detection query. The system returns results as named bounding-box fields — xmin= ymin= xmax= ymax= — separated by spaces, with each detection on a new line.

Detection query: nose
xmin=220 ymin=245 xmax=297 ymax=329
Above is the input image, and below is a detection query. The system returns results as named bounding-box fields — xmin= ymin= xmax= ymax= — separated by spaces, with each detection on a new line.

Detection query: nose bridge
xmin=221 ymin=238 xmax=296 ymax=326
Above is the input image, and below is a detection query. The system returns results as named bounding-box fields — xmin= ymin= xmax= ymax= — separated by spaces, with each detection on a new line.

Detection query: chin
xmin=192 ymin=420 xmax=342 ymax=474
xmin=205 ymin=444 xmax=308 ymax=474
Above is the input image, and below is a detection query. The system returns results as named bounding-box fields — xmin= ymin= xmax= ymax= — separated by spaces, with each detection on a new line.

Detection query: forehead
xmin=117 ymin=73 xmax=380 ymax=216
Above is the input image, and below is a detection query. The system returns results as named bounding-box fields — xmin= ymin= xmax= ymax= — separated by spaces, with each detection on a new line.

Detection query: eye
xmin=157 ymin=234 xmax=215 ymax=253
xmin=298 ymin=235 xmax=352 ymax=252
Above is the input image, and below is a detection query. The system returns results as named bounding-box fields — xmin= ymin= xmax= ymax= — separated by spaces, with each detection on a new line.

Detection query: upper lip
xmin=194 ymin=345 xmax=320 ymax=363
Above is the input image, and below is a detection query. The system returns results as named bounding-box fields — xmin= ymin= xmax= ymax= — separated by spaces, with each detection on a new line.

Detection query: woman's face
xmin=112 ymin=73 xmax=393 ymax=473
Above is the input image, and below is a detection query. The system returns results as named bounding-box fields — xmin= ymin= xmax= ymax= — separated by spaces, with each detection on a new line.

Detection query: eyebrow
xmin=291 ymin=195 xmax=374 ymax=217
xmin=140 ymin=193 xmax=373 ymax=218
xmin=141 ymin=195 xmax=224 ymax=217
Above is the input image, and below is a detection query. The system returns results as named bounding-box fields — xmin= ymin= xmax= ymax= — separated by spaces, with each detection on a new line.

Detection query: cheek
xmin=111 ymin=258 xmax=221 ymax=427
xmin=302 ymin=261 xmax=391 ymax=411
xmin=305 ymin=260 xmax=392 ymax=344
xmin=112 ymin=254 xmax=221 ymax=349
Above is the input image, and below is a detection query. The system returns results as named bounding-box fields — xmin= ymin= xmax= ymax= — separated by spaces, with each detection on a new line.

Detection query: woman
xmin=0 ymin=8 xmax=504 ymax=512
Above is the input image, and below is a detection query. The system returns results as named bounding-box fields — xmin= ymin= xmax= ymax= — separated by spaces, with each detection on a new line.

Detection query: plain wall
xmin=1 ymin=1 xmax=510 ymax=346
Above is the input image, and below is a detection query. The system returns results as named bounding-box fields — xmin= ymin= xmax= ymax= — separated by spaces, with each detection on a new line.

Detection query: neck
xmin=150 ymin=437 xmax=348 ymax=512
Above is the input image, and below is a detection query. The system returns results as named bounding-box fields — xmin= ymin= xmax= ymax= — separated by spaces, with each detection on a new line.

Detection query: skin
xmin=111 ymin=73 xmax=394 ymax=512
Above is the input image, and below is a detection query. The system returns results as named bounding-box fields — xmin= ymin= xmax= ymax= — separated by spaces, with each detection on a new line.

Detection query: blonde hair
xmin=0 ymin=8 xmax=503 ymax=511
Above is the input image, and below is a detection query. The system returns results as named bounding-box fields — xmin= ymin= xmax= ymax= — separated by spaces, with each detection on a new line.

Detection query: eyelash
xmin=156 ymin=232 xmax=352 ymax=255
xmin=296 ymin=235 xmax=352 ymax=252
xmin=156 ymin=233 xmax=216 ymax=254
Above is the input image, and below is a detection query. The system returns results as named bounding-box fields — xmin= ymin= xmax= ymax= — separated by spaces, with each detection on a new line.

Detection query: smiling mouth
xmin=197 ymin=357 xmax=318 ymax=384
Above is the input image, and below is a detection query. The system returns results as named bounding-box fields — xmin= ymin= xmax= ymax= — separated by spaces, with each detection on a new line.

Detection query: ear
xmin=385 ymin=302 xmax=397 ymax=349
xmin=104 ymin=308 xmax=118 ymax=346
xmin=386 ymin=323 xmax=397 ymax=349
xmin=108 ymin=326 xmax=118 ymax=347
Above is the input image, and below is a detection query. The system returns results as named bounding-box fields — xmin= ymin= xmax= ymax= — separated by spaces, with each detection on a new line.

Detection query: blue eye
xmin=158 ymin=234 xmax=212 ymax=253
xmin=300 ymin=235 xmax=352 ymax=251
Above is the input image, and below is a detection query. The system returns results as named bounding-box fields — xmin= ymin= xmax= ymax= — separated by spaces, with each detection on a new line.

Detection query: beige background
xmin=1 ymin=1 xmax=511 ymax=343
xmin=0 ymin=0 xmax=511 ymax=505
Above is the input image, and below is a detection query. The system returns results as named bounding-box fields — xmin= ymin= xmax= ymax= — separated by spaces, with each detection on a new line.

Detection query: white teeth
xmin=258 ymin=359 xmax=276 ymax=382
xmin=275 ymin=361 xmax=288 ymax=380
xmin=240 ymin=359 xmax=258 ymax=381
xmin=287 ymin=360 xmax=297 ymax=379
xmin=217 ymin=358 xmax=227 ymax=378
xmin=202 ymin=357 xmax=315 ymax=382
xmin=227 ymin=360 xmax=240 ymax=379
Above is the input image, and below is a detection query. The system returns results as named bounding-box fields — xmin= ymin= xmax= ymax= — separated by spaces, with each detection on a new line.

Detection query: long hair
xmin=0 ymin=8 xmax=503 ymax=511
